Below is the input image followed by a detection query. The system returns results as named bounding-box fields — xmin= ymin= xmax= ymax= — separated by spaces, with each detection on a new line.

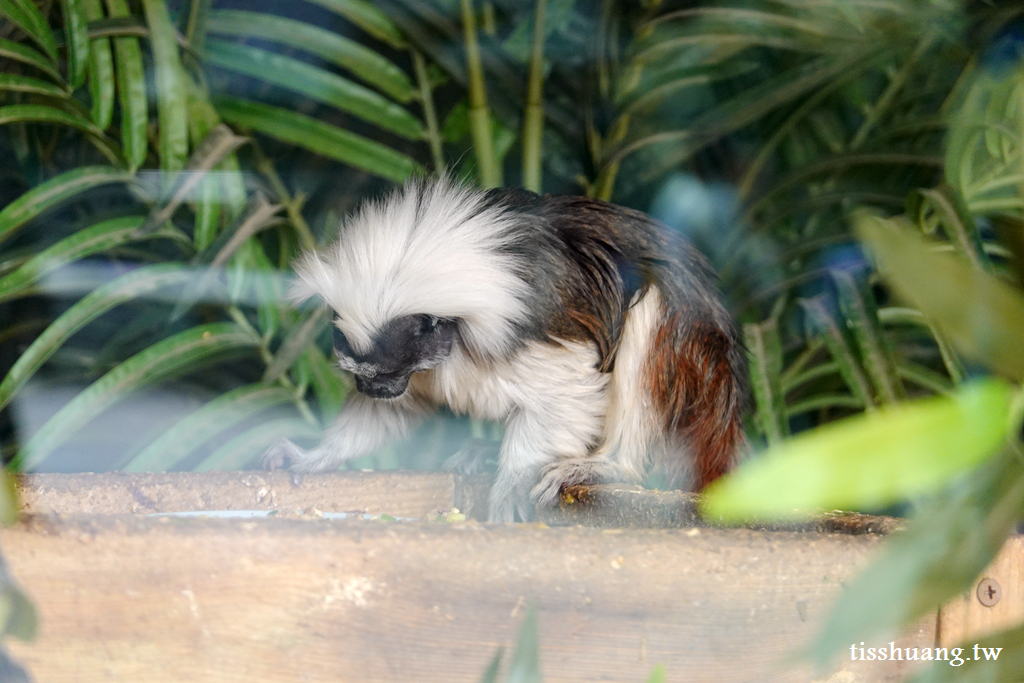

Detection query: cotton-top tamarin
xmin=263 ymin=178 xmax=747 ymax=522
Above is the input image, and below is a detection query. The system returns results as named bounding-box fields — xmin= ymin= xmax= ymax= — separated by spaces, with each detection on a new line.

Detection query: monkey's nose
xmin=354 ymin=374 xmax=409 ymax=399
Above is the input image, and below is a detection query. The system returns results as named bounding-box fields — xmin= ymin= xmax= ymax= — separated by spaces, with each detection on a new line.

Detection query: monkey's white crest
xmin=291 ymin=178 xmax=531 ymax=359
xmin=266 ymin=178 xmax=747 ymax=523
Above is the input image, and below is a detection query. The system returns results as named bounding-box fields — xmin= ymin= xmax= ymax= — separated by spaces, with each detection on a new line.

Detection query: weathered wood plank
xmin=17 ymin=471 xmax=481 ymax=519
xmin=2 ymin=515 xmax=931 ymax=683
xmin=937 ymin=535 xmax=1024 ymax=646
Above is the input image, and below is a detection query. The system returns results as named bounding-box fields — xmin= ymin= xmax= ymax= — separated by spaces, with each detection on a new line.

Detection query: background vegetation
xmin=2 ymin=0 xmax=1024 ymax=679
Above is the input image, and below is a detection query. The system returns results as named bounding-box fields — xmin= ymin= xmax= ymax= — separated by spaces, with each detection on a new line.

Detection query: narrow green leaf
xmin=193 ymin=417 xmax=321 ymax=471
xmin=141 ymin=0 xmax=189 ymax=177
xmin=832 ymin=270 xmax=905 ymax=403
xmin=106 ymin=0 xmax=147 ymax=169
xmin=263 ymin=309 xmax=329 ymax=383
xmin=205 ymin=41 xmax=422 ymax=140
xmin=703 ymin=379 xmax=1015 ymax=522
xmin=811 ymin=448 xmax=1024 ymax=667
xmin=0 ymin=104 xmax=119 ymax=163
xmin=896 ymin=362 xmax=953 ymax=395
xmin=0 ymin=578 xmax=37 ymax=640
xmin=0 ymin=73 xmax=69 ymax=98
xmin=83 ymin=0 xmax=114 ymax=128
xmin=303 ymin=0 xmax=406 ymax=49
xmin=139 ymin=123 xmax=248 ymax=235
xmin=856 ymin=214 xmax=1024 ymax=382
xmin=0 ymin=0 xmax=58 ymax=61
xmin=0 ymin=166 xmax=134 ymax=245
xmin=0 ymin=265 xmax=194 ymax=413
xmin=124 ymin=383 xmax=296 ymax=471
xmin=0 ymin=38 xmax=63 ymax=82
xmin=0 ymin=215 xmax=146 ymax=303
xmin=0 ymin=469 xmax=20 ymax=525
xmin=645 ymin=664 xmax=667 ymax=683
xmin=744 ymin=320 xmax=788 ymax=443
xmin=60 ymin=0 xmax=90 ymax=88
xmin=506 ymin=605 xmax=542 ymax=683
xmin=780 ymin=360 xmax=839 ymax=394
xmin=16 ymin=323 xmax=259 ymax=471
xmin=915 ymin=186 xmax=988 ymax=271
xmin=206 ymin=10 xmax=414 ymax=102
xmin=301 ymin=345 xmax=348 ymax=422
xmin=785 ymin=394 xmax=864 ymax=417
xmin=477 ymin=647 xmax=504 ymax=683
xmin=799 ymin=297 xmax=876 ymax=409
xmin=215 ymin=96 xmax=418 ymax=183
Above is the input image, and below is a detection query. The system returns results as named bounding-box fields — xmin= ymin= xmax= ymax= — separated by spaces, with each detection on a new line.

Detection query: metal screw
xmin=977 ymin=578 xmax=1001 ymax=607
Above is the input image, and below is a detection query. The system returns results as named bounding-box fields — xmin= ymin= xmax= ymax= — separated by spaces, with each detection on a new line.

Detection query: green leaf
xmin=832 ymin=270 xmax=905 ymax=403
xmin=912 ymin=186 xmax=989 ymax=272
xmin=141 ymin=0 xmax=189 ymax=177
xmin=0 ymin=265 xmax=195 ymax=414
xmin=799 ymin=297 xmax=875 ymax=409
xmin=811 ymin=448 xmax=1024 ymax=667
xmin=139 ymin=123 xmax=248 ymax=235
xmin=0 ymin=166 xmax=134 ymax=245
xmin=0 ymin=0 xmax=58 ymax=61
xmin=206 ymin=10 xmax=414 ymax=102
xmin=506 ymin=605 xmax=542 ymax=683
xmin=303 ymin=0 xmax=406 ymax=49
xmin=0 ymin=469 xmax=19 ymax=526
xmin=193 ymin=417 xmax=321 ymax=471
xmin=0 ymin=73 xmax=69 ymax=99
xmin=300 ymin=345 xmax=348 ymax=422
xmin=16 ymin=323 xmax=259 ymax=471
xmin=60 ymin=0 xmax=90 ymax=88
xmin=0 ymin=38 xmax=63 ymax=82
xmin=83 ymin=0 xmax=115 ymax=128
xmin=856 ymin=214 xmax=1024 ymax=382
xmin=124 ymin=383 xmax=297 ymax=471
xmin=204 ymin=41 xmax=423 ymax=140
xmin=263 ymin=308 xmax=329 ymax=383
xmin=0 ymin=104 xmax=119 ymax=163
xmin=703 ymin=379 xmax=1016 ymax=521
xmin=106 ymin=0 xmax=148 ymax=169
xmin=0 ymin=577 xmax=37 ymax=641
xmin=0 ymin=215 xmax=149 ymax=303
xmin=744 ymin=319 xmax=788 ymax=443
xmin=645 ymin=664 xmax=667 ymax=683
xmin=477 ymin=647 xmax=504 ymax=683
xmin=215 ymin=96 xmax=418 ymax=183
xmin=906 ymin=621 xmax=1024 ymax=683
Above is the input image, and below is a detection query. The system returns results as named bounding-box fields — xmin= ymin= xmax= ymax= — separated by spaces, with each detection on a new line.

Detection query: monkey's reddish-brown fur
xmin=646 ymin=311 xmax=744 ymax=490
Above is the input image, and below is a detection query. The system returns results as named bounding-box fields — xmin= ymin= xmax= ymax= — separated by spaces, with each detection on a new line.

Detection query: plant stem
xmin=412 ymin=49 xmax=445 ymax=174
xmin=522 ymin=0 xmax=547 ymax=193
xmin=252 ymin=141 xmax=316 ymax=252
xmin=460 ymin=0 xmax=501 ymax=187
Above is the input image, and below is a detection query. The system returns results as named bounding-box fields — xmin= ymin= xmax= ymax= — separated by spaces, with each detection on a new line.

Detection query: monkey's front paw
xmin=261 ymin=438 xmax=306 ymax=471
xmin=531 ymin=458 xmax=620 ymax=506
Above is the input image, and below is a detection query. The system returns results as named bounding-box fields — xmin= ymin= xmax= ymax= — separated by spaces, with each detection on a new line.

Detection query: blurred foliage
xmin=476 ymin=606 xmax=666 ymax=683
xmin=3 ymin=0 xmax=1024 ymax=677
xmin=706 ymin=52 xmax=1024 ymax=680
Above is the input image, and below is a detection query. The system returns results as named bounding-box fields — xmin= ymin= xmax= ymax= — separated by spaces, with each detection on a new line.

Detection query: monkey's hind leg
xmin=649 ymin=317 xmax=746 ymax=490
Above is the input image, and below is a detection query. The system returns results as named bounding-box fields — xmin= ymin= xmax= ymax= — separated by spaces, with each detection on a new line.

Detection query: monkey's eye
xmin=418 ymin=315 xmax=438 ymax=335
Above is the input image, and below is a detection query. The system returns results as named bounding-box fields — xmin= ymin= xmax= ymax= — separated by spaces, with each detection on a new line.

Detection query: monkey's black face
xmin=333 ymin=314 xmax=458 ymax=399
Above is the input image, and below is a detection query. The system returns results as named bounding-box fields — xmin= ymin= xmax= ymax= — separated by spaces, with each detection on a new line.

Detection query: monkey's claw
xmin=261 ymin=438 xmax=304 ymax=471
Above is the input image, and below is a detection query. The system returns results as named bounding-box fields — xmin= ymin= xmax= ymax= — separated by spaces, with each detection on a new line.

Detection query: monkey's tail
xmin=646 ymin=312 xmax=746 ymax=490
